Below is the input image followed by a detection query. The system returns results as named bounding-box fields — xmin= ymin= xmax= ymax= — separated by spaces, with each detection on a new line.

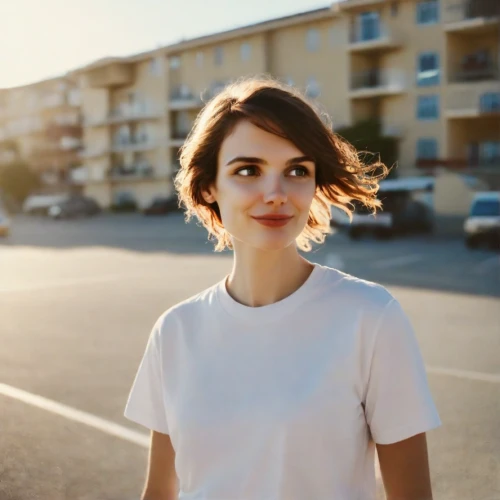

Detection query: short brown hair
xmin=175 ymin=76 xmax=389 ymax=252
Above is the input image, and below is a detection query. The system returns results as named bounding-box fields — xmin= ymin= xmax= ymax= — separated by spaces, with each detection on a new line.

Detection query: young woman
xmin=124 ymin=77 xmax=441 ymax=500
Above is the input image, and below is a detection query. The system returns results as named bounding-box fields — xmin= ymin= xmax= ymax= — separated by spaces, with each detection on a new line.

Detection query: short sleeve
xmin=364 ymin=299 xmax=442 ymax=445
xmin=124 ymin=318 xmax=169 ymax=434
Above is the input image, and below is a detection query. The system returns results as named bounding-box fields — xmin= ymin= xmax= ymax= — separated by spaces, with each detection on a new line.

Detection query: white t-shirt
xmin=124 ymin=263 xmax=441 ymax=500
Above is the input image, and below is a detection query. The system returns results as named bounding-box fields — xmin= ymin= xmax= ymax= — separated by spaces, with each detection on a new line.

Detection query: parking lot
xmin=1 ymin=213 xmax=499 ymax=499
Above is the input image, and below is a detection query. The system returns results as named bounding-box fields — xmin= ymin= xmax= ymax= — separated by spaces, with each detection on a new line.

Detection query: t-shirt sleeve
xmin=124 ymin=317 xmax=170 ymax=434
xmin=364 ymin=298 xmax=442 ymax=445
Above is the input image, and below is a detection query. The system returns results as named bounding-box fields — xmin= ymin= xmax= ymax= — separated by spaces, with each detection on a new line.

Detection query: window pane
xmin=240 ymin=43 xmax=251 ymax=61
xmin=417 ymin=95 xmax=439 ymax=119
xmin=306 ymin=29 xmax=320 ymax=51
xmin=418 ymin=52 xmax=440 ymax=86
xmin=214 ymin=47 xmax=224 ymax=66
xmin=417 ymin=138 xmax=438 ymax=158
xmin=417 ymin=0 xmax=439 ymax=24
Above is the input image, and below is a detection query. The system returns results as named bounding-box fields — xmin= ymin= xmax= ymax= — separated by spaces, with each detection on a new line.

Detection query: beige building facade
xmin=0 ymin=76 xmax=83 ymax=191
xmin=14 ymin=0 xmax=497 ymax=209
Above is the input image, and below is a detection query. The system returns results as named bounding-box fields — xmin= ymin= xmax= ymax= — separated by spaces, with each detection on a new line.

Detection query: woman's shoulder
xmin=152 ymin=280 xmax=221 ymax=333
xmin=319 ymin=264 xmax=395 ymax=311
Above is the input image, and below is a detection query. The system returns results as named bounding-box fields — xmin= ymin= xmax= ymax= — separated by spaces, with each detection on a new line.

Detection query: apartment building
xmin=340 ymin=0 xmax=499 ymax=183
xmin=74 ymin=52 xmax=170 ymax=208
xmin=0 ymin=76 xmax=83 ymax=190
xmin=74 ymin=0 xmax=499 ymax=209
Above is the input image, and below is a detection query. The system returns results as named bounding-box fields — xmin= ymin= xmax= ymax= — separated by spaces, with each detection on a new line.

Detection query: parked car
xmin=48 ymin=196 xmax=101 ymax=220
xmin=23 ymin=193 xmax=69 ymax=215
xmin=464 ymin=192 xmax=500 ymax=250
xmin=331 ymin=176 xmax=434 ymax=240
xmin=142 ymin=196 xmax=182 ymax=216
xmin=0 ymin=207 xmax=11 ymax=237
xmin=110 ymin=193 xmax=138 ymax=213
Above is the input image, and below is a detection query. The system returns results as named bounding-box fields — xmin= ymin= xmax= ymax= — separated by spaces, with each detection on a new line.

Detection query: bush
xmin=336 ymin=120 xmax=399 ymax=179
xmin=0 ymin=162 xmax=41 ymax=204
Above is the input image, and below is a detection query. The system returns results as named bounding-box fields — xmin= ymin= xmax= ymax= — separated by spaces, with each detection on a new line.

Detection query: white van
xmin=22 ymin=193 xmax=69 ymax=215
xmin=463 ymin=192 xmax=500 ymax=250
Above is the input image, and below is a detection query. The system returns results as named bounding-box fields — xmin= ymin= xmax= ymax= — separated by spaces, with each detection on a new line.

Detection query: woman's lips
xmin=251 ymin=216 xmax=293 ymax=228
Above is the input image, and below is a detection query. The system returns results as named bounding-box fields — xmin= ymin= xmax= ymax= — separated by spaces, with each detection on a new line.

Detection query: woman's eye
xmin=235 ymin=166 xmax=258 ymax=176
xmin=290 ymin=167 xmax=309 ymax=177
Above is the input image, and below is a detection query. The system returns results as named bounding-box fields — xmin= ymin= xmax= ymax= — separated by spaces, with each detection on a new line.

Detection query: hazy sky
xmin=1 ymin=0 xmax=330 ymax=89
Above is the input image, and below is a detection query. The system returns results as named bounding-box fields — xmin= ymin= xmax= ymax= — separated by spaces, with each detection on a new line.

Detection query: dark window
xmin=471 ymin=200 xmax=500 ymax=216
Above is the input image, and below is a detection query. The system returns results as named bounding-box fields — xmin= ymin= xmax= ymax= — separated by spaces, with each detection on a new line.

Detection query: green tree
xmin=0 ymin=161 xmax=41 ymax=204
xmin=336 ymin=119 xmax=399 ymax=179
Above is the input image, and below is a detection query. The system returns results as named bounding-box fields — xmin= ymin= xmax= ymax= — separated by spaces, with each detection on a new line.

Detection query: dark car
xmin=143 ymin=196 xmax=182 ymax=216
xmin=344 ymin=193 xmax=433 ymax=240
xmin=110 ymin=193 xmax=138 ymax=213
xmin=48 ymin=196 xmax=101 ymax=220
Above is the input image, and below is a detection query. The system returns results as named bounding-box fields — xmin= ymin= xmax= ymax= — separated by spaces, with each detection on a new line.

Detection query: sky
xmin=1 ymin=0 xmax=330 ymax=89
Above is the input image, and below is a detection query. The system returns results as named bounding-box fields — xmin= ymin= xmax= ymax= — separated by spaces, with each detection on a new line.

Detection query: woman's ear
xmin=202 ymin=186 xmax=216 ymax=204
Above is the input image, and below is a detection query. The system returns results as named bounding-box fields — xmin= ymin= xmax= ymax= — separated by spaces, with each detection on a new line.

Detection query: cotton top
xmin=124 ymin=263 xmax=441 ymax=500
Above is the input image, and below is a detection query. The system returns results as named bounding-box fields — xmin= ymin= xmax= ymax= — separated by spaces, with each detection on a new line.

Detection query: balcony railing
xmin=444 ymin=0 xmax=500 ymax=25
xmin=447 ymin=87 xmax=500 ymax=117
xmin=350 ymin=69 xmax=406 ymax=95
xmin=107 ymin=164 xmax=154 ymax=180
xmin=416 ymin=157 xmax=500 ymax=169
xmin=450 ymin=64 xmax=499 ymax=83
xmin=111 ymin=137 xmax=157 ymax=152
xmin=349 ymin=23 xmax=402 ymax=51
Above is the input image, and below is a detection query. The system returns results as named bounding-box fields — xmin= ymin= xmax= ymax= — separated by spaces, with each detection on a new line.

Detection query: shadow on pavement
xmin=2 ymin=213 xmax=499 ymax=298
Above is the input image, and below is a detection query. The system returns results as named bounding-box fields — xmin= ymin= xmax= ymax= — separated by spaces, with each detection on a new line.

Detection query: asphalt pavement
xmin=0 ymin=213 xmax=499 ymax=500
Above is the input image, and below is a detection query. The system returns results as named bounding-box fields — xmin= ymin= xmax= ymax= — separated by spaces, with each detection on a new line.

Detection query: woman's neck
xmin=226 ymin=244 xmax=314 ymax=308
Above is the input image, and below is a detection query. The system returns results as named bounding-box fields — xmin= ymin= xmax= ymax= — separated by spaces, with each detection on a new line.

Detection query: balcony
xmin=169 ymin=86 xmax=203 ymax=111
xmin=79 ymin=146 xmax=110 ymax=159
xmin=449 ymin=52 xmax=499 ymax=83
xmin=444 ymin=0 xmax=500 ymax=33
xmin=169 ymin=130 xmax=189 ymax=148
xmin=381 ymin=122 xmax=405 ymax=138
xmin=86 ymin=63 xmax=134 ymax=89
xmin=349 ymin=69 xmax=406 ymax=99
xmin=416 ymin=156 xmax=500 ymax=171
xmin=111 ymin=137 xmax=157 ymax=153
xmin=446 ymin=84 xmax=500 ymax=118
xmin=85 ymin=106 xmax=163 ymax=127
xmin=349 ymin=23 xmax=403 ymax=52
xmin=107 ymin=163 xmax=155 ymax=182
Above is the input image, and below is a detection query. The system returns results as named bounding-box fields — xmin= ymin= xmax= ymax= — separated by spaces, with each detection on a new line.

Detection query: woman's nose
xmin=262 ymin=176 xmax=288 ymax=205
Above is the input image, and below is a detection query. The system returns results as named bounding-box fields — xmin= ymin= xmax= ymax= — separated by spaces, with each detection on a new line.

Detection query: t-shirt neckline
xmin=215 ymin=262 xmax=327 ymax=323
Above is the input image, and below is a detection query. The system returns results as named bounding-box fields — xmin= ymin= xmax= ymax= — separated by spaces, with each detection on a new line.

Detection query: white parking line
xmin=371 ymin=254 xmax=424 ymax=269
xmin=0 ymin=383 xmax=149 ymax=448
xmin=427 ymin=366 xmax=500 ymax=384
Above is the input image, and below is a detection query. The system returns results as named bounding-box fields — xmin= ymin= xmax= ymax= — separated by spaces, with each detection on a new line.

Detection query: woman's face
xmin=203 ymin=119 xmax=316 ymax=252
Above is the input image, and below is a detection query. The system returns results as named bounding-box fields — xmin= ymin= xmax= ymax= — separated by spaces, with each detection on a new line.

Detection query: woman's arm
xmin=141 ymin=430 xmax=178 ymax=500
xmin=376 ymin=432 xmax=434 ymax=500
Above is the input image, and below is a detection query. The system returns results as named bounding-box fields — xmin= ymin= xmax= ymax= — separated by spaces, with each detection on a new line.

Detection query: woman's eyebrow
xmin=225 ymin=155 xmax=314 ymax=166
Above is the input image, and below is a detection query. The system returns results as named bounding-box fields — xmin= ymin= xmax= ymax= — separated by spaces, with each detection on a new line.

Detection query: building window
xmin=417 ymin=95 xmax=439 ymax=119
xmin=196 ymin=52 xmax=204 ymax=68
xmin=479 ymin=92 xmax=500 ymax=112
xmin=150 ymin=57 xmax=162 ymax=76
xmin=306 ymin=28 xmax=320 ymax=52
xmin=357 ymin=12 xmax=381 ymax=42
xmin=416 ymin=0 xmax=439 ymax=25
xmin=305 ymin=77 xmax=321 ymax=98
xmin=416 ymin=138 xmax=438 ymax=159
xmin=391 ymin=2 xmax=399 ymax=16
xmin=417 ymin=52 xmax=440 ymax=86
xmin=480 ymin=141 xmax=500 ymax=165
xmin=214 ymin=46 xmax=224 ymax=66
xmin=240 ymin=43 xmax=252 ymax=62
xmin=169 ymin=56 xmax=181 ymax=70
